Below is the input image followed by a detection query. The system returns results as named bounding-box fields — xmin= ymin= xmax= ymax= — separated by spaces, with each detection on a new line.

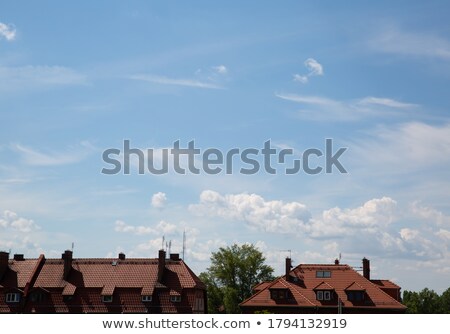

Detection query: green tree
xmin=200 ymin=243 xmax=274 ymax=313
xmin=439 ymin=287 xmax=450 ymax=314
xmin=403 ymin=288 xmax=443 ymax=313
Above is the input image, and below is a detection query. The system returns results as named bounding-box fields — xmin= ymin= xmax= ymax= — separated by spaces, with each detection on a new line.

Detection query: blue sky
xmin=1 ymin=1 xmax=450 ymax=293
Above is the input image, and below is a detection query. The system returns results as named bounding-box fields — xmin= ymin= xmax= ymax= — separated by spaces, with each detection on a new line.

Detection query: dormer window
xmin=6 ymin=293 xmax=20 ymax=303
xmin=270 ymin=289 xmax=288 ymax=300
xmin=142 ymin=295 xmax=152 ymax=302
xmin=316 ymin=290 xmax=332 ymax=301
xmin=347 ymin=291 xmax=365 ymax=302
xmin=102 ymin=295 xmax=113 ymax=303
xmin=170 ymin=295 xmax=181 ymax=303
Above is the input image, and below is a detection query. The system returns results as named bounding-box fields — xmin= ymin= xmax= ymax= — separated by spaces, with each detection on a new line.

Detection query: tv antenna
xmin=182 ymin=229 xmax=186 ymax=261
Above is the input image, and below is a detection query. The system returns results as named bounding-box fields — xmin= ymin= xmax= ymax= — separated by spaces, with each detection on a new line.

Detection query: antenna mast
xmin=182 ymin=229 xmax=186 ymax=261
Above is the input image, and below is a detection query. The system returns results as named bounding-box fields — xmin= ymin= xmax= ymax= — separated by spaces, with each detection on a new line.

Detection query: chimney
xmin=335 ymin=258 xmax=340 ymax=265
xmin=0 ymin=251 xmax=9 ymax=280
xmin=362 ymin=257 xmax=370 ymax=280
xmin=62 ymin=250 xmax=73 ymax=280
xmin=118 ymin=252 xmax=126 ymax=260
xmin=14 ymin=254 xmax=24 ymax=261
xmin=158 ymin=249 xmax=166 ymax=283
xmin=285 ymin=257 xmax=292 ymax=281
xmin=170 ymin=253 xmax=180 ymax=261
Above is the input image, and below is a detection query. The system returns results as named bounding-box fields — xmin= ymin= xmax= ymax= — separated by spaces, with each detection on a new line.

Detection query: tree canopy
xmin=200 ymin=243 xmax=274 ymax=313
xmin=403 ymin=287 xmax=450 ymax=313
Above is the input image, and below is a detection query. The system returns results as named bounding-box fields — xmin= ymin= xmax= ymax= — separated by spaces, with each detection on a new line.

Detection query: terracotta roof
xmin=1 ymin=252 xmax=206 ymax=314
xmin=371 ymin=279 xmax=400 ymax=289
xmin=240 ymin=263 xmax=406 ymax=311
xmin=345 ymin=282 xmax=365 ymax=291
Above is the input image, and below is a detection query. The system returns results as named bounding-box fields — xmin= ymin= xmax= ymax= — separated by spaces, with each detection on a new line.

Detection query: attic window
xmin=102 ymin=295 xmax=113 ymax=303
xmin=142 ymin=295 xmax=152 ymax=302
xmin=316 ymin=270 xmax=331 ymax=278
xmin=347 ymin=291 xmax=365 ymax=302
xmin=170 ymin=295 xmax=181 ymax=303
xmin=270 ymin=289 xmax=288 ymax=300
xmin=30 ymin=292 xmax=46 ymax=303
xmin=316 ymin=290 xmax=332 ymax=301
xmin=6 ymin=293 xmax=20 ymax=303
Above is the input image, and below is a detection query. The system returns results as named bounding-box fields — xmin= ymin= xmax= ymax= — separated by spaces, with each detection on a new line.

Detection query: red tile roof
xmin=0 ymin=251 xmax=206 ymax=314
xmin=240 ymin=262 xmax=406 ymax=313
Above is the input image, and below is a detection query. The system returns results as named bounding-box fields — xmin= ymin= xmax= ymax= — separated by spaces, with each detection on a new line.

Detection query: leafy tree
xmin=200 ymin=243 xmax=274 ymax=313
xmin=403 ymin=288 xmax=443 ymax=313
xmin=440 ymin=287 xmax=450 ymax=314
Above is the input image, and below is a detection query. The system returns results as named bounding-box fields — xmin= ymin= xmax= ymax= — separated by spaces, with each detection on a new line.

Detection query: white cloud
xmin=293 ymin=74 xmax=308 ymax=83
xmin=0 ymin=210 xmax=39 ymax=233
xmin=114 ymin=219 xmax=177 ymax=236
xmin=349 ymin=122 xmax=450 ymax=172
xmin=0 ymin=65 xmax=87 ymax=92
xmin=370 ymin=26 xmax=450 ymax=60
xmin=189 ymin=190 xmax=311 ymax=233
xmin=411 ymin=202 xmax=450 ymax=226
xmin=129 ymin=74 xmax=223 ymax=89
xmin=0 ymin=22 xmax=16 ymax=41
xmin=358 ymin=96 xmax=419 ymax=109
xmin=304 ymin=58 xmax=324 ymax=76
xmin=212 ymin=65 xmax=227 ymax=74
xmin=12 ymin=141 xmax=95 ymax=166
xmin=293 ymin=58 xmax=323 ymax=84
xmin=276 ymin=93 xmax=418 ymax=121
xmin=436 ymin=229 xmax=450 ymax=241
xmin=151 ymin=192 xmax=167 ymax=208
xmin=308 ymin=197 xmax=398 ymax=238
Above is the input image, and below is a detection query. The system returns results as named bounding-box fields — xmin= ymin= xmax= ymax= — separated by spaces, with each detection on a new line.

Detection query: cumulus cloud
xmin=151 ymin=192 xmax=167 ymax=208
xmin=189 ymin=190 xmax=311 ymax=233
xmin=0 ymin=210 xmax=39 ymax=232
xmin=308 ymin=197 xmax=398 ymax=238
xmin=0 ymin=22 xmax=16 ymax=41
xmin=293 ymin=58 xmax=323 ymax=84
xmin=114 ymin=220 xmax=177 ymax=236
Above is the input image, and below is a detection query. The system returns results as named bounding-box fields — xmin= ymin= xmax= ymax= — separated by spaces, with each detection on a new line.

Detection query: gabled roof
xmin=345 ymin=282 xmax=365 ymax=291
xmin=240 ymin=263 xmax=406 ymax=311
xmin=370 ymin=279 xmax=400 ymax=289
xmin=313 ymin=281 xmax=334 ymax=290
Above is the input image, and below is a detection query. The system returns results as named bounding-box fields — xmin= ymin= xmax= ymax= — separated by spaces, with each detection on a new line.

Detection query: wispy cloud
xmin=370 ymin=26 xmax=450 ymax=60
xmin=276 ymin=93 xmax=418 ymax=121
xmin=12 ymin=141 xmax=95 ymax=166
xmin=293 ymin=58 xmax=323 ymax=84
xmin=0 ymin=65 xmax=87 ymax=92
xmin=349 ymin=121 xmax=450 ymax=172
xmin=0 ymin=22 xmax=16 ymax=41
xmin=129 ymin=74 xmax=223 ymax=89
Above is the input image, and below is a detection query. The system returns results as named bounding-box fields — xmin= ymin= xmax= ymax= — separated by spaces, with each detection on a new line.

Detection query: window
xmin=316 ymin=290 xmax=324 ymax=300
xmin=30 ymin=292 xmax=46 ymax=303
xmin=316 ymin=290 xmax=332 ymax=301
xmin=170 ymin=295 xmax=181 ymax=303
xmin=270 ymin=289 xmax=288 ymax=300
xmin=347 ymin=291 xmax=365 ymax=302
xmin=142 ymin=295 xmax=152 ymax=302
xmin=316 ymin=271 xmax=331 ymax=278
xmin=6 ymin=293 xmax=20 ymax=303
xmin=102 ymin=295 xmax=113 ymax=303
xmin=63 ymin=295 xmax=73 ymax=302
